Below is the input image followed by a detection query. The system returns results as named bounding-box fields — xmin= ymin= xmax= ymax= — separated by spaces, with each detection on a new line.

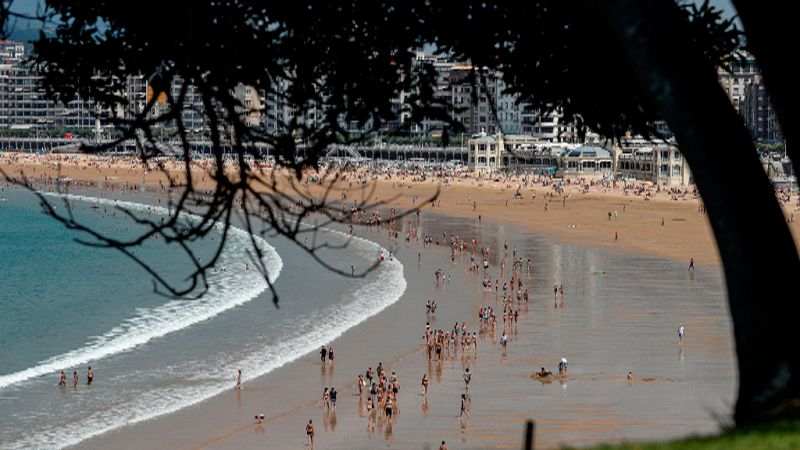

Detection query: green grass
xmin=574 ymin=420 xmax=800 ymax=450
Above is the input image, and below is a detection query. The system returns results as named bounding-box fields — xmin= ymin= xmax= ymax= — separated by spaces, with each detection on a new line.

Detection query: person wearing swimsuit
xmin=306 ymin=419 xmax=314 ymax=447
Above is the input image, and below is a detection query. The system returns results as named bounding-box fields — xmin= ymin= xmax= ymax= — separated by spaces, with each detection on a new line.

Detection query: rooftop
xmin=563 ymin=146 xmax=612 ymax=158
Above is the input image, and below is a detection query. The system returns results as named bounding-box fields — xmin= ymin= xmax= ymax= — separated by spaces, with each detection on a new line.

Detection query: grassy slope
xmin=575 ymin=421 xmax=800 ymax=450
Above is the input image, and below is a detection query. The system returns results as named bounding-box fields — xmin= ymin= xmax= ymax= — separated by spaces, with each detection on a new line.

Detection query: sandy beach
xmin=0 ymin=152 xmax=775 ymax=448
xmin=72 ymin=209 xmax=734 ymax=450
xmin=0 ymin=154 xmax=764 ymax=266
xmin=4 ymin=152 xmax=800 ymax=268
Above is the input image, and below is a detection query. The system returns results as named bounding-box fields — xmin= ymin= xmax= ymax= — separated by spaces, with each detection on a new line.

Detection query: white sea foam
xmin=0 ymin=193 xmax=283 ymax=391
xmin=3 ymin=221 xmax=406 ymax=450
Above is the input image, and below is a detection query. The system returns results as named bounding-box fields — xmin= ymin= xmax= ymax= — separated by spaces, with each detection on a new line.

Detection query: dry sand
xmin=7 ymin=152 xmax=799 ymax=268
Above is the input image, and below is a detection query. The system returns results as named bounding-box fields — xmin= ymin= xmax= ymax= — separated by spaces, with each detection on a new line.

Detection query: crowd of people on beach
xmin=0 ymin=152 xmax=744 ymax=448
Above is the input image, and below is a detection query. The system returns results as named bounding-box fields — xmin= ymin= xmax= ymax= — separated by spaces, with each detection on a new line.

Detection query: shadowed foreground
xmin=563 ymin=420 xmax=800 ymax=450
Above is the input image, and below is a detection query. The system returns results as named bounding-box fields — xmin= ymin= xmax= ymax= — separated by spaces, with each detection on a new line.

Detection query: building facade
xmin=717 ymin=52 xmax=760 ymax=113
xmin=468 ymin=132 xmax=693 ymax=185
xmin=617 ymin=145 xmax=692 ymax=186
xmin=468 ymin=132 xmax=614 ymax=175
xmin=741 ymin=79 xmax=783 ymax=143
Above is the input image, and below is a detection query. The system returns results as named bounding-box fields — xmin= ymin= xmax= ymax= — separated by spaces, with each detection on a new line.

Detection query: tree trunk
xmin=599 ymin=0 xmax=800 ymax=426
xmin=730 ymin=1 xmax=796 ymax=173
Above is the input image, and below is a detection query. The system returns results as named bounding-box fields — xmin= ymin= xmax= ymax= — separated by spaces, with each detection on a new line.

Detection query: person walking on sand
xmin=322 ymin=387 xmax=330 ymax=410
xmin=306 ymin=419 xmax=314 ymax=447
xmin=236 ymin=369 xmax=243 ymax=390
xmin=463 ymin=367 xmax=472 ymax=390
xmin=422 ymin=373 xmax=429 ymax=395
xmin=358 ymin=374 xmax=366 ymax=394
xmin=328 ymin=346 xmax=334 ymax=364
xmin=688 ymin=258 xmax=695 ymax=272
xmin=320 ymin=346 xmax=327 ymax=364
xmin=678 ymin=325 xmax=685 ymax=344
xmin=459 ymin=393 xmax=469 ymax=418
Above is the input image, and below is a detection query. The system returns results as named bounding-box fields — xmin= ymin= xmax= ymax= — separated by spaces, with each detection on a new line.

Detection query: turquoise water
xmin=0 ymin=189 xmax=222 ymax=375
xmin=0 ymin=188 xmax=406 ymax=449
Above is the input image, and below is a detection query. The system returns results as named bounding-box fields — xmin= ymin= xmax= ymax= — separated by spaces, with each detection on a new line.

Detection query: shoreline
xmin=74 ymin=208 xmax=734 ymax=450
xmin=4 ymin=152 xmax=800 ymax=268
xmin=1 ymin=153 xmax=739 ymax=448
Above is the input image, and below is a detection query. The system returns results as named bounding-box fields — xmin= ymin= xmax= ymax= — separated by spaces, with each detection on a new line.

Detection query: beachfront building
xmin=520 ymin=106 xmax=582 ymax=142
xmin=617 ymin=144 xmax=692 ymax=186
xmin=467 ymin=130 xmax=602 ymax=173
xmin=0 ymin=41 xmax=149 ymax=134
xmin=468 ymin=132 xmax=501 ymax=172
xmin=560 ymin=145 xmax=614 ymax=175
xmin=741 ymin=79 xmax=783 ymax=143
xmin=401 ymin=52 xmax=579 ymax=142
xmin=717 ymin=51 xmax=759 ymax=113
xmin=0 ymin=61 xmax=104 ymax=131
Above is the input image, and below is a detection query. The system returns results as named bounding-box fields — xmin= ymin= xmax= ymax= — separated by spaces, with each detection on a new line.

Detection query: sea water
xmin=0 ymin=188 xmax=406 ymax=449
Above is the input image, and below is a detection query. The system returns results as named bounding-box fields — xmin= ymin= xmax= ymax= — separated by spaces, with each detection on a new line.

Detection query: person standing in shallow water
xmin=87 ymin=366 xmax=94 ymax=385
xmin=72 ymin=371 xmax=79 ymax=389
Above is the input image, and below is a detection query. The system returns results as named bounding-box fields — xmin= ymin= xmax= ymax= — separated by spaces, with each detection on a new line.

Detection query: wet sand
xmin=76 ymin=211 xmax=735 ymax=450
xmin=1 ymin=154 xmax=740 ymax=448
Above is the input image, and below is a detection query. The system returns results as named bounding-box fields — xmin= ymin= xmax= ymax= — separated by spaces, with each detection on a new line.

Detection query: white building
xmin=561 ymin=146 xmax=614 ymax=175
xmin=717 ymin=51 xmax=759 ymax=113
xmin=617 ymin=145 xmax=692 ymax=185
xmin=468 ymin=131 xmax=587 ymax=173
